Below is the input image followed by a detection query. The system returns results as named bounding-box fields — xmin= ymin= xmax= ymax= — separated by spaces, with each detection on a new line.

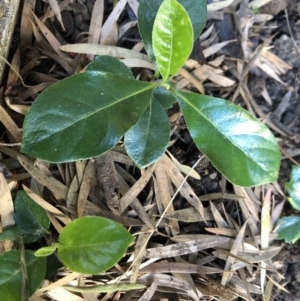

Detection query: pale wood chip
xmin=234 ymin=186 xmax=259 ymax=236
xmin=261 ymin=189 xmax=272 ymax=292
xmin=100 ymin=0 xmax=127 ymax=44
xmin=7 ymin=47 xmax=20 ymax=85
xmin=137 ymin=273 xmax=198 ymax=301
xmin=145 ymin=236 xmax=230 ymax=258
xmin=200 ymin=23 xmax=214 ymax=41
xmin=137 ymin=280 xmax=159 ymax=301
xmin=221 ymin=220 xmax=248 ymax=286
xmin=5 ymin=97 xmax=29 ymax=115
xmin=36 ymin=275 xmax=81 ymax=296
xmin=164 ymin=207 xmax=213 ymax=222
xmin=154 ymin=163 xmax=179 ymax=235
xmin=110 ymin=150 xmax=133 ymax=166
xmin=48 ymin=0 xmax=65 ymax=30
xmin=247 ymin=0 xmax=273 ymax=9
xmin=38 ymin=48 xmax=74 ymax=75
xmin=18 ymin=156 xmax=77 ymax=204
xmin=29 ymin=18 xmax=54 ymax=52
xmin=203 ymin=40 xmax=236 ymax=58
xmin=177 ymin=68 xmax=205 ymax=94
xmin=47 ymin=212 xmax=64 ymax=234
xmin=140 ymin=262 xmax=223 ymax=275
xmin=31 ymin=10 xmax=69 ymax=59
xmin=88 ymin=0 xmax=104 ymax=48
xmin=121 ymin=58 xmax=155 ymax=70
xmin=42 ymin=0 xmax=71 ymax=23
xmin=118 ymin=164 xmax=155 ymax=213
xmin=0 ymin=106 xmax=22 ymax=143
xmin=0 ymin=173 xmax=14 ymax=250
xmin=193 ymin=65 xmax=235 ymax=87
xmin=76 ymin=199 xmax=144 ymax=226
xmin=60 ymin=44 xmax=149 ymax=61
xmin=77 ymin=160 xmax=95 ymax=217
xmin=173 ymin=257 xmax=203 ymax=299
xmin=20 ymin=0 xmax=36 ymax=52
xmin=167 ymin=151 xmax=201 ymax=180
xmin=22 ymin=185 xmax=71 ymax=225
xmin=119 ymin=21 xmax=137 ymax=39
xmin=117 ymin=171 xmax=154 ymax=228
xmin=161 ymin=154 xmax=206 ymax=222
xmin=210 ymin=201 xmax=230 ymax=228
xmin=207 ymin=0 xmax=235 ymax=11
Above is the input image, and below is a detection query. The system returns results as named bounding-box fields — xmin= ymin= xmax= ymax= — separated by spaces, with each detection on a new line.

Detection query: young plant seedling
xmin=0 ymin=191 xmax=134 ymax=300
xmin=21 ymin=0 xmax=280 ymax=187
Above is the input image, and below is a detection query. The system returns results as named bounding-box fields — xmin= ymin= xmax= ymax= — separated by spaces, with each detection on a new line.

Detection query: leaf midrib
xmin=175 ymin=91 xmax=270 ymax=173
xmin=37 ymin=83 xmax=156 ymax=140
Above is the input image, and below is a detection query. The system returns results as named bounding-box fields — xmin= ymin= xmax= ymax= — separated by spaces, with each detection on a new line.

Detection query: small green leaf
xmin=275 ymin=216 xmax=300 ymax=243
xmin=125 ymin=97 xmax=170 ymax=167
xmin=0 ymin=226 xmax=41 ymax=243
xmin=138 ymin=0 xmax=207 ymax=65
xmin=175 ymin=90 xmax=280 ymax=187
xmin=286 ymin=165 xmax=300 ymax=211
xmin=35 ymin=244 xmax=57 ymax=257
xmin=14 ymin=191 xmax=50 ymax=235
xmin=57 ymin=216 xmax=134 ymax=274
xmin=153 ymin=86 xmax=177 ymax=109
xmin=21 ymin=72 xmax=155 ymax=162
xmin=152 ymin=0 xmax=193 ymax=81
xmin=64 ymin=283 xmax=146 ymax=293
xmin=86 ymin=56 xmax=133 ymax=79
xmin=0 ymin=250 xmax=46 ymax=301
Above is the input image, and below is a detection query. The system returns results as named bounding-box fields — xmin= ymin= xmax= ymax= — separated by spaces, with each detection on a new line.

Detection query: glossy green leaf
xmin=0 ymin=250 xmax=46 ymax=301
xmin=35 ymin=244 xmax=57 ymax=257
xmin=138 ymin=0 xmax=207 ymax=64
xmin=275 ymin=216 xmax=300 ymax=243
xmin=21 ymin=72 xmax=155 ymax=162
xmin=57 ymin=216 xmax=134 ymax=274
xmin=14 ymin=191 xmax=50 ymax=235
xmin=125 ymin=97 xmax=170 ymax=167
xmin=152 ymin=0 xmax=193 ymax=81
xmin=286 ymin=165 xmax=300 ymax=211
xmin=0 ymin=226 xmax=41 ymax=243
xmin=153 ymin=86 xmax=177 ymax=109
xmin=175 ymin=90 xmax=280 ymax=187
xmin=86 ymin=55 xmax=133 ymax=79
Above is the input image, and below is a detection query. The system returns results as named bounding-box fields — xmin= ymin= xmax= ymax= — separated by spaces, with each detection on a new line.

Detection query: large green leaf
xmin=286 ymin=165 xmax=300 ymax=211
xmin=14 ymin=191 xmax=50 ymax=236
xmin=21 ymin=72 xmax=155 ymax=162
xmin=138 ymin=0 xmax=207 ymax=65
xmin=275 ymin=216 xmax=300 ymax=243
xmin=86 ymin=55 xmax=133 ymax=79
xmin=0 ymin=226 xmax=40 ymax=243
xmin=125 ymin=96 xmax=170 ymax=167
xmin=153 ymin=86 xmax=177 ymax=109
xmin=152 ymin=0 xmax=193 ymax=81
xmin=57 ymin=216 xmax=134 ymax=274
xmin=0 ymin=250 xmax=46 ymax=301
xmin=175 ymin=90 xmax=280 ymax=187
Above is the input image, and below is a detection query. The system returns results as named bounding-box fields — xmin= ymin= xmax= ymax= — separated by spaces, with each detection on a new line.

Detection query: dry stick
xmin=119 ymin=156 xmax=205 ymax=281
xmin=279 ymin=146 xmax=300 ymax=167
xmin=0 ymin=56 xmax=31 ymax=88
